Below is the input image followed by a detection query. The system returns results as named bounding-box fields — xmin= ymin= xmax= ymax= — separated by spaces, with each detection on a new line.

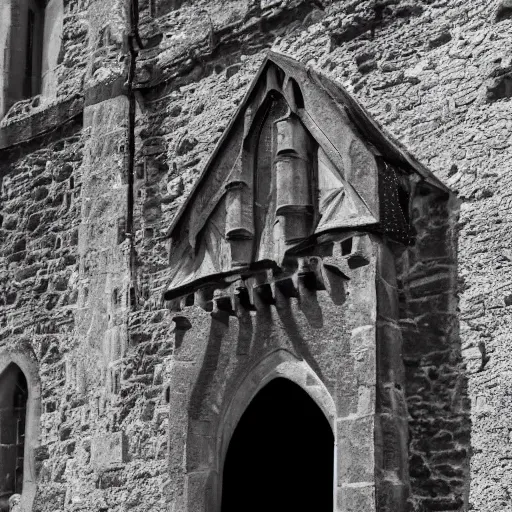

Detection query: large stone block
xmin=376 ymin=276 xmax=399 ymax=323
xmin=336 ymin=353 xmax=359 ymax=418
xmin=337 ymin=326 xmax=377 ymax=418
xmin=375 ymin=413 xmax=408 ymax=478
xmin=186 ymin=470 xmax=216 ymax=512
xmin=91 ymin=431 xmax=126 ymax=471
xmin=338 ymin=415 xmax=375 ymax=485
xmin=376 ymin=322 xmax=404 ymax=384
xmin=376 ymin=481 xmax=408 ymax=512
xmin=338 ymin=483 xmax=375 ymax=512
xmin=375 ymin=243 xmax=397 ymax=288
xmin=186 ymin=420 xmax=215 ymax=472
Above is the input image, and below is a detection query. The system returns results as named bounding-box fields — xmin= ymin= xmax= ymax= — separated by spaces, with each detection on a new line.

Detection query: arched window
xmin=0 ymin=364 xmax=28 ymax=510
xmin=41 ymin=0 xmax=63 ymax=98
xmin=0 ymin=0 xmax=63 ymax=117
xmin=23 ymin=0 xmax=45 ymax=99
xmin=221 ymin=378 xmax=334 ymax=512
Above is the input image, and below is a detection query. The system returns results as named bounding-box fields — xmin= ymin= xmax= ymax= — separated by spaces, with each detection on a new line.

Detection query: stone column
xmin=336 ymin=234 xmax=410 ymax=512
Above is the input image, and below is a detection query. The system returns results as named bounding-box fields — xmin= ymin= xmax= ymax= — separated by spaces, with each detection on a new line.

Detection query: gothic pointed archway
xmin=221 ymin=377 xmax=334 ymax=512
xmin=0 ymin=348 xmax=41 ymax=512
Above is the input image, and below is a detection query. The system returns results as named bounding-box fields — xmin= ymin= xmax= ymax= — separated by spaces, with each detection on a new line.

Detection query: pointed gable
xmin=164 ymin=52 xmax=448 ymax=301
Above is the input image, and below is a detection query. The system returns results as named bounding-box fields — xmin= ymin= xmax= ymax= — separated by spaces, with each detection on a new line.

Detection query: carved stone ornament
xmin=163 ymin=52 xmax=448 ymax=304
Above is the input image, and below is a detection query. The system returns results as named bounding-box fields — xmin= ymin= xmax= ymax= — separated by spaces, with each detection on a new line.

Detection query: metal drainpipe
xmin=126 ymin=0 xmax=143 ymax=311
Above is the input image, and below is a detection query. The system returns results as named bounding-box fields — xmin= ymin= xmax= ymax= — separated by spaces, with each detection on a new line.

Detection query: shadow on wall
xmin=398 ymin=182 xmax=471 ymax=511
xmin=189 ymin=310 xmax=229 ymax=421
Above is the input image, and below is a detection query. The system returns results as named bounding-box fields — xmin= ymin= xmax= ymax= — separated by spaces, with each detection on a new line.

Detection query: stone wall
xmin=0 ymin=0 xmax=511 ymax=511
xmin=0 ymin=126 xmax=83 ymax=511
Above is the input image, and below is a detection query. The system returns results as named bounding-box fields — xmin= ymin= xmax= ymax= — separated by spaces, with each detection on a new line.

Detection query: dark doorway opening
xmin=221 ymin=378 xmax=334 ymax=512
xmin=0 ymin=364 xmax=28 ymax=511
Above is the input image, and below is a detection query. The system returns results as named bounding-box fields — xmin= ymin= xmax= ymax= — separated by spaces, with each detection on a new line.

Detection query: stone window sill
xmin=0 ymin=94 xmax=83 ymax=150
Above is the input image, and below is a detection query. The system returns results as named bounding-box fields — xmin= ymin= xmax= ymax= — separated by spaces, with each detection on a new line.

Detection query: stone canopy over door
xmin=163 ymin=52 xmax=451 ymax=512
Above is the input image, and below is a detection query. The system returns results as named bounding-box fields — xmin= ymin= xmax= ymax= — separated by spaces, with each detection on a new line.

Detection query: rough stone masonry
xmin=0 ymin=0 xmax=511 ymax=511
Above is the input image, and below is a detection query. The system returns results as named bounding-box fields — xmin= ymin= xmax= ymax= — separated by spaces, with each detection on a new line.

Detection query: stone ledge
xmin=0 ymin=95 xmax=84 ymax=151
xmin=0 ymin=74 xmax=130 ymax=153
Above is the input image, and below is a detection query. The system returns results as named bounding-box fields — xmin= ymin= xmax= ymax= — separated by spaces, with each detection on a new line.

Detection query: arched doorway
xmin=0 ymin=364 xmax=28 ymax=510
xmin=221 ymin=378 xmax=334 ymax=512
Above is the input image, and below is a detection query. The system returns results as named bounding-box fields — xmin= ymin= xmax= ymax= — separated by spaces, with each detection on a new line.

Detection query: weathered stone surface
xmin=91 ymin=432 xmax=127 ymax=472
xmin=0 ymin=0 xmax=511 ymax=511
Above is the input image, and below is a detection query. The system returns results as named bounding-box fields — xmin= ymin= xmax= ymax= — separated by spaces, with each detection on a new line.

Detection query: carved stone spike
xmin=225 ymin=181 xmax=254 ymax=267
xmin=275 ymin=157 xmax=311 ymax=216
xmin=283 ymin=77 xmax=296 ymax=111
xmin=224 ymin=148 xmax=254 ymax=267
xmin=281 ymin=212 xmax=312 ymax=245
xmin=229 ymin=239 xmax=253 ymax=268
xmin=244 ymin=106 xmax=253 ymax=137
xmin=227 ymin=150 xmax=249 ymax=183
